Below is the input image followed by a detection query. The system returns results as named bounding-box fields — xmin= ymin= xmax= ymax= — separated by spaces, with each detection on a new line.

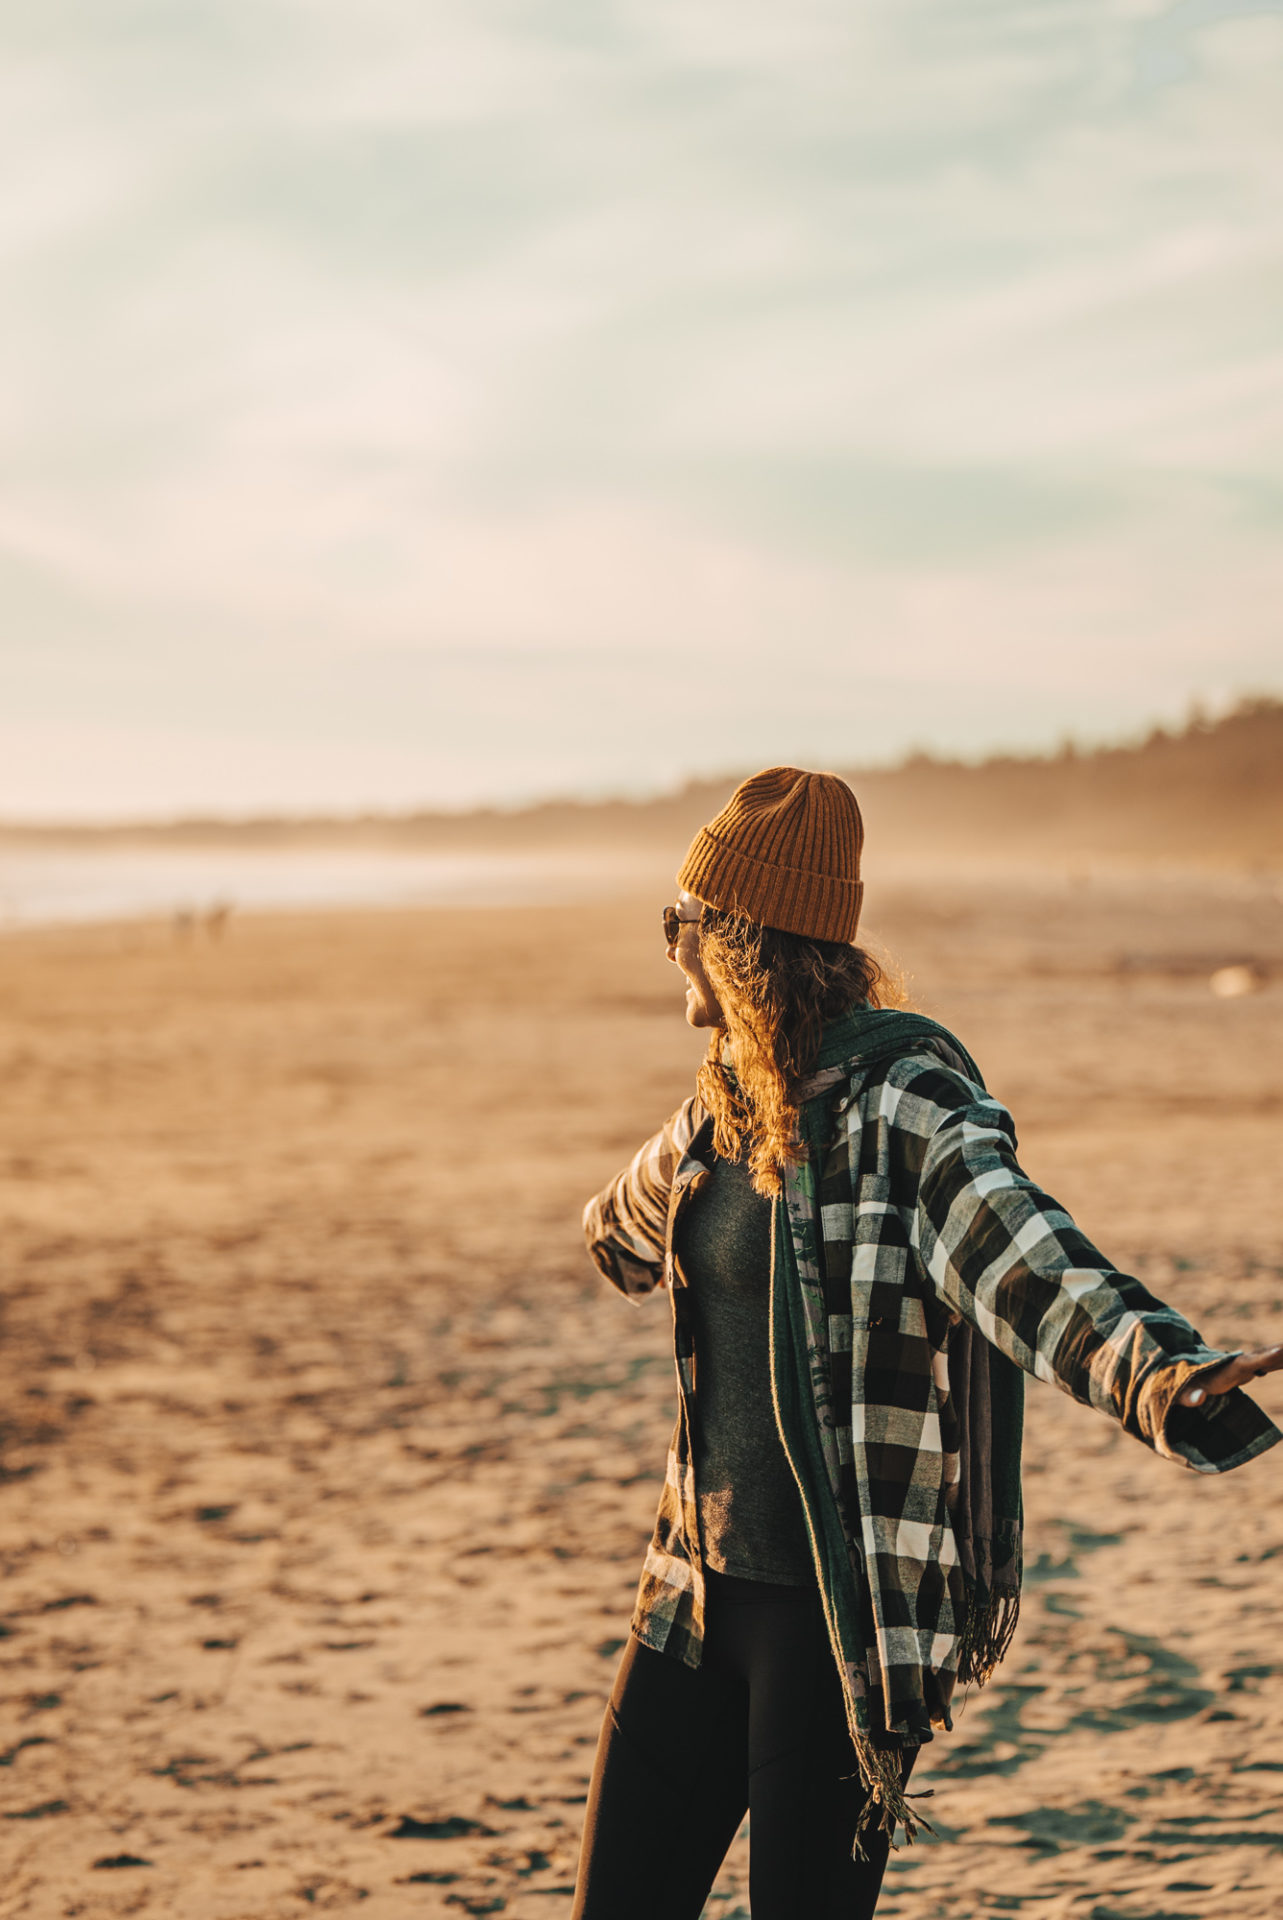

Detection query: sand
xmin=1 ymin=862 xmax=1281 ymax=1919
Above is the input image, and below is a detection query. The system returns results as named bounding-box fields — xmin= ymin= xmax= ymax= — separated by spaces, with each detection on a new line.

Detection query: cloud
xmin=1 ymin=0 xmax=1281 ymax=813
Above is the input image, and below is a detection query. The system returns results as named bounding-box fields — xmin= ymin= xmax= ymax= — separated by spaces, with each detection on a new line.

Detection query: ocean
xmin=0 ymin=845 xmax=623 ymax=929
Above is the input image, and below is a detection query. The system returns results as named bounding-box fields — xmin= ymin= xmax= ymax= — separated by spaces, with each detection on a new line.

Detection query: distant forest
xmin=3 ymin=696 xmax=1280 ymax=866
xmin=849 ymin=695 xmax=1283 ymax=865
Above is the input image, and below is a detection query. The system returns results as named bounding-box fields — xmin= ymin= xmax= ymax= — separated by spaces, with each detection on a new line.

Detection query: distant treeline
xmin=853 ymin=695 xmax=1283 ymax=865
xmin=2 ymin=697 xmax=1280 ymax=867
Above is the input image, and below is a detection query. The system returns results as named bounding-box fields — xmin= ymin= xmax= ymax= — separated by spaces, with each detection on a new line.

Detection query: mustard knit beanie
xmin=676 ymin=766 xmax=864 ymax=944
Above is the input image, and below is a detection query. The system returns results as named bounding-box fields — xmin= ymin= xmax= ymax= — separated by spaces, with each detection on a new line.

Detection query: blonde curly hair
xmin=694 ymin=908 xmax=896 ymax=1198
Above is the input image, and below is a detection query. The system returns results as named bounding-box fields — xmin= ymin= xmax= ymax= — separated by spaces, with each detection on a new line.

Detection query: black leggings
xmin=572 ymin=1570 xmax=915 ymax=1919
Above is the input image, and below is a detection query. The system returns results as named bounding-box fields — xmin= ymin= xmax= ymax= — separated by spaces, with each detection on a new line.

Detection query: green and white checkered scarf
xmin=769 ymin=1006 xmax=1024 ymax=1848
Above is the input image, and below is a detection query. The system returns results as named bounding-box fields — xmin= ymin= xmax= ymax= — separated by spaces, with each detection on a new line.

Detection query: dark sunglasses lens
xmin=662 ymin=907 xmax=680 ymax=942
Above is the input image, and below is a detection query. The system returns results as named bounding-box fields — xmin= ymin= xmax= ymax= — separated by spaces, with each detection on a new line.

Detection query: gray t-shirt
xmin=675 ymin=1149 xmax=814 ymax=1586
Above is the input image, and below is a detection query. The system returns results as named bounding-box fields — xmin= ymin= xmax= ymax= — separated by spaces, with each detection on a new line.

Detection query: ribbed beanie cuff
xmin=676 ymin=766 xmax=864 ymax=943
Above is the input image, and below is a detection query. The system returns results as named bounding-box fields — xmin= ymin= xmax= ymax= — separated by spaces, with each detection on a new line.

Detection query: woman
xmin=573 ymin=766 xmax=1280 ymax=1920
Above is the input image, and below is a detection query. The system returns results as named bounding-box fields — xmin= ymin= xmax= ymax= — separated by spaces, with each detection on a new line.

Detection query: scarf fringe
xmin=847 ymin=1584 xmax=1020 ymax=1859
xmin=956 ymin=1587 xmax=1021 ymax=1687
xmin=848 ymin=1737 xmax=935 ymax=1857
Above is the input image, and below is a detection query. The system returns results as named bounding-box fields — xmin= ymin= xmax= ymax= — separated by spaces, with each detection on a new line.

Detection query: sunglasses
xmin=662 ymin=904 xmax=704 ymax=944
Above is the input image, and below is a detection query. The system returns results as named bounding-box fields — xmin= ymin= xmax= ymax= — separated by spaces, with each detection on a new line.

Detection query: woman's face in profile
xmin=667 ymin=889 xmax=724 ymax=1029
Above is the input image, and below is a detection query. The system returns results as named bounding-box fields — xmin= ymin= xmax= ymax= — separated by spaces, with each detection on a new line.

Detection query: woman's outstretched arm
xmin=582 ymin=1095 xmax=703 ymax=1300
xmin=911 ymin=1075 xmax=1281 ymax=1473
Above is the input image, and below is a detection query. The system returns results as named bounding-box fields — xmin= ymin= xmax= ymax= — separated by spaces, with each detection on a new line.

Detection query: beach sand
xmin=2 ymin=864 xmax=1281 ymax=1918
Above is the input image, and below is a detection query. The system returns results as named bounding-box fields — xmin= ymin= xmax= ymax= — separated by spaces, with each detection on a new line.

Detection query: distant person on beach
xmin=574 ymin=766 xmax=1282 ymax=1920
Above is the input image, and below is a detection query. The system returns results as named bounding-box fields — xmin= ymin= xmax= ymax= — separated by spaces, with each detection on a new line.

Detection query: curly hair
xmin=694 ymin=910 xmax=897 ymax=1198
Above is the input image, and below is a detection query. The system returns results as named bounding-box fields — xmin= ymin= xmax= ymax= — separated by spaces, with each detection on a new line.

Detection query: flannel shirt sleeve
xmin=581 ymin=1096 xmax=702 ymax=1301
xmin=913 ymin=1081 xmax=1281 ymax=1473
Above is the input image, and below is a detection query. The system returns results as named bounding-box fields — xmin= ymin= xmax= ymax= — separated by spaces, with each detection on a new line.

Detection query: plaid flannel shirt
xmin=583 ymin=1029 xmax=1280 ymax=1743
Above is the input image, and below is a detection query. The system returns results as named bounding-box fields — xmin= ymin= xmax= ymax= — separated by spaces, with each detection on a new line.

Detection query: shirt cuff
xmin=1151 ymin=1351 xmax=1283 ymax=1472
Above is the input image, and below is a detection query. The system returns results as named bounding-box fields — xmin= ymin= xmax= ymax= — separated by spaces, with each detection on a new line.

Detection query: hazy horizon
xmin=4 ymin=2 xmax=1282 ymax=819
xmin=0 ymin=692 xmax=1273 ymax=837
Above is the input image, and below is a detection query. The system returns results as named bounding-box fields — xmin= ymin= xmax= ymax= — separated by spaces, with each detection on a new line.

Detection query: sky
xmin=2 ymin=0 xmax=1282 ymax=819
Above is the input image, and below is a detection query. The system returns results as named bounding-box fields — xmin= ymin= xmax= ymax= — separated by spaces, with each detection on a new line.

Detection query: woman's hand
xmin=1180 ymin=1344 xmax=1283 ymax=1407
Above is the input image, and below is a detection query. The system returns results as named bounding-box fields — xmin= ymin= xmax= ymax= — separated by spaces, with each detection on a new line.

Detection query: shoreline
xmin=0 ymin=844 xmax=1278 ymax=938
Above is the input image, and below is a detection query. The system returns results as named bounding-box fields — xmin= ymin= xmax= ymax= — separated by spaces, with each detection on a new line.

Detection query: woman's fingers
xmin=1179 ymin=1344 xmax=1283 ymax=1407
